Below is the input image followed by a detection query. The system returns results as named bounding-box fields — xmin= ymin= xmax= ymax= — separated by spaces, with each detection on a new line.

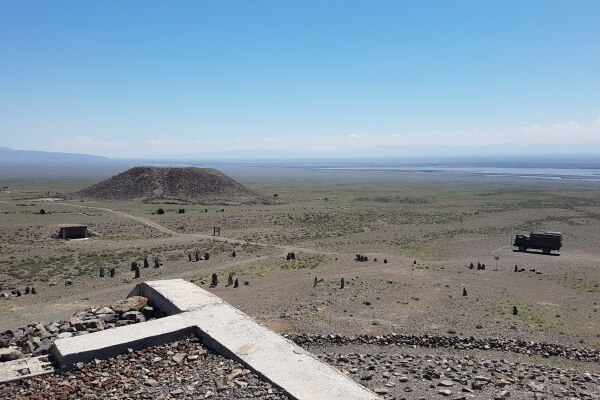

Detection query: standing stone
xmin=286 ymin=253 xmax=291 ymax=260
xmin=514 ymin=265 xmax=518 ymax=272
xmin=204 ymin=253 xmax=210 ymax=261
xmin=154 ymin=257 xmax=160 ymax=268
xmin=25 ymin=286 xmax=30 ymax=294
xmin=477 ymin=262 xmax=481 ymax=270
xmin=234 ymin=278 xmax=239 ymax=288
xmin=134 ymin=267 xmax=140 ymax=279
xmin=31 ymin=287 xmax=36 ymax=295
xmin=188 ymin=253 xmax=192 ymax=262
xmin=469 ymin=262 xmax=474 ymax=269
xmin=462 ymin=288 xmax=467 ymax=296
xmin=131 ymin=262 xmax=138 ymax=271
xmin=195 ymin=251 xmax=200 ymax=262
xmin=340 ymin=278 xmax=345 ymax=289
xmin=110 ymin=268 xmax=116 ymax=277
xmin=15 ymin=289 xmax=21 ymax=297
xmin=383 ymin=259 xmax=387 ymax=264
xmin=290 ymin=252 xmax=295 ymax=260
xmin=231 ymin=250 xmax=236 ymax=257
xmin=143 ymin=258 xmax=149 ymax=269
xmin=413 ymin=260 xmax=417 ymax=265
xmin=227 ymin=273 xmax=233 ymax=286
xmin=210 ymin=273 xmax=218 ymax=287
xmin=513 ymin=306 xmax=518 ymax=315
xmin=99 ymin=267 xmax=105 ymax=278
xmin=313 ymin=277 xmax=318 ymax=288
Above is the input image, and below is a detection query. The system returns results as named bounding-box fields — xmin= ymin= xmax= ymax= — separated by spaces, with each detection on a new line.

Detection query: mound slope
xmin=76 ymin=166 xmax=259 ymax=203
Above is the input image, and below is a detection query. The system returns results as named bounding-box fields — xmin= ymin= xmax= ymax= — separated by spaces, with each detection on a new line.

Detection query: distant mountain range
xmin=0 ymin=147 xmax=132 ymax=179
xmin=0 ymin=147 xmax=110 ymax=163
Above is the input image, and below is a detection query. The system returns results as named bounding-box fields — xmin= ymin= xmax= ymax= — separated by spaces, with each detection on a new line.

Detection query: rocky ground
xmin=2 ymin=331 xmax=599 ymax=399
xmin=302 ymin=338 xmax=600 ymax=400
xmin=0 ymin=336 xmax=287 ymax=400
xmin=0 ymin=296 xmax=154 ymax=364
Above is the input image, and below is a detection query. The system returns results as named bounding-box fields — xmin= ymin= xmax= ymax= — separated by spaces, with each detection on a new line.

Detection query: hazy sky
xmin=1 ymin=1 xmax=599 ymax=158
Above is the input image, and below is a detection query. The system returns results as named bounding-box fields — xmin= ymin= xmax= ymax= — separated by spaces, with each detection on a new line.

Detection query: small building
xmin=58 ymin=224 xmax=88 ymax=239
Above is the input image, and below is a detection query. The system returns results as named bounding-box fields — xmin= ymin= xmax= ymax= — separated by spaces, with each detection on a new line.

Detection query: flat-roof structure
xmin=57 ymin=224 xmax=88 ymax=239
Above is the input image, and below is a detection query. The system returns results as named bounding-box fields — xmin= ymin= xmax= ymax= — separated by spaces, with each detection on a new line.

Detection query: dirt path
xmin=48 ymin=202 xmax=340 ymax=258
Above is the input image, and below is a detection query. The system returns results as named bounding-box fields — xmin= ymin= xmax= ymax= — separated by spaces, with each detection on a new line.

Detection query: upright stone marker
xmin=99 ymin=268 xmax=105 ymax=278
xmin=210 ymin=273 xmax=218 ymax=288
xmin=340 ymin=278 xmax=345 ymax=289
xmin=143 ymin=258 xmax=149 ymax=269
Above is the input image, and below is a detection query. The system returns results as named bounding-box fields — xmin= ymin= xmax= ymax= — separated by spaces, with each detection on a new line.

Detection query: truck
xmin=513 ymin=231 xmax=562 ymax=254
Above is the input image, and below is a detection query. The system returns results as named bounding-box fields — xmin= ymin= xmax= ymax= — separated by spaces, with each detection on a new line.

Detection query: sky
xmin=0 ymin=1 xmax=599 ymax=159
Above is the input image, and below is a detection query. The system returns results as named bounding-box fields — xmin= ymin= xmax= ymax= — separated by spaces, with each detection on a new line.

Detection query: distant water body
xmin=313 ymin=164 xmax=600 ymax=182
xmin=189 ymin=158 xmax=600 ymax=183
xmin=182 ymin=156 xmax=600 ymax=183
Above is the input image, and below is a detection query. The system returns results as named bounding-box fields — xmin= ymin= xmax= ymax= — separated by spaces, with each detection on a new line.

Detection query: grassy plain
xmin=1 ymin=173 xmax=599 ymax=351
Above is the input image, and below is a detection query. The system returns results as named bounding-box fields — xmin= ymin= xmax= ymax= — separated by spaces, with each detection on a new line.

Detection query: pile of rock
xmin=289 ymin=333 xmax=600 ymax=363
xmin=0 ymin=296 xmax=158 ymax=362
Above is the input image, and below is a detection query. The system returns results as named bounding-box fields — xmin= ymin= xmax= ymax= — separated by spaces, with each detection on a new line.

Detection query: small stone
xmin=439 ymin=388 xmax=452 ymax=396
xmin=172 ymin=353 xmax=186 ymax=364
xmin=439 ymin=380 xmax=454 ymax=387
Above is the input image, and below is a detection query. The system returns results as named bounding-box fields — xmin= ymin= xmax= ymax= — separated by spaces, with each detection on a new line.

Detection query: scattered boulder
xmin=121 ymin=311 xmax=146 ymax=323
xmin=0 ymin=347 xmax=22 ymax=361
xmin=112 ymin=296 xmax=149 ymax=314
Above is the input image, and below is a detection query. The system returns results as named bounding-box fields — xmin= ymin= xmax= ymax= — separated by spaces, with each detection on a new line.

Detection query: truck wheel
xmin=543 ymin=248 xmax=550 ymax=255
xmin=519 ymin=246 xmax=526 ymax=252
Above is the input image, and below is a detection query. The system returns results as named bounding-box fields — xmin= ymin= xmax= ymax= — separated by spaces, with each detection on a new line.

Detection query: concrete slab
xmin=129 ymin=278 xmax=220 ymax=314
xmin=51 ymin=313 xmax=193 ymax=368
xmin=0 ymin=355 xmax=53 ymax=383
xmin=50 ymin=279 xmax=382 ymax=400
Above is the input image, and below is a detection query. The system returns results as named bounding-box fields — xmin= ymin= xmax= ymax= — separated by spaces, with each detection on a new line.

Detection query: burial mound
xmin=76 ymin=166 xmax=259 ymax=203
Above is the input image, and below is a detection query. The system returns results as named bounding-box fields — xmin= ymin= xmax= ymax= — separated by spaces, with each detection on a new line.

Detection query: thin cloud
xmin=146 ymin=139 xmax=166 ymax=145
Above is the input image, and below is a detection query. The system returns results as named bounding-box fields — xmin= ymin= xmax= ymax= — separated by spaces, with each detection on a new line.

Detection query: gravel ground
xmin=0 ymin=336 xmax=287 ymax=400
xmin=314 ymin=348 xmax=600 ymax=400
xmin=2 ymin=333 xmax=600 ymax=400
